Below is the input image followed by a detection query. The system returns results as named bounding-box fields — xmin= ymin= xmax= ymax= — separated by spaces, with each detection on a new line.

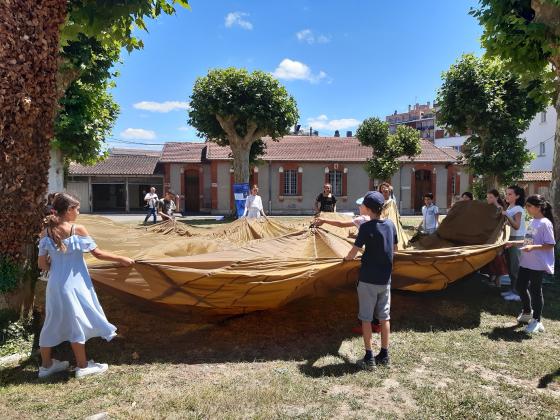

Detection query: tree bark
xmin=552 ymin=88 xmax=560 ymax=239
xmin=0 ymin=0 xmax=67 ymax=317
xmin=531 ymin=1 xmax=560 ymax=238
xmin=215 ymin=114 xmax=257 ymax=184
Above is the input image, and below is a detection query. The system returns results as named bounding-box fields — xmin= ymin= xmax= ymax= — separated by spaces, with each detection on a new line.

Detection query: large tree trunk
xmin=552 ymin=90 xmax=560 ymax=239
xmin=0 ymin=0 xmax=67 ymax=318
xmin=230 ymin=141 xmax=251 ymax=184
xmin=531 ymin=1 xmax=560 ymax=238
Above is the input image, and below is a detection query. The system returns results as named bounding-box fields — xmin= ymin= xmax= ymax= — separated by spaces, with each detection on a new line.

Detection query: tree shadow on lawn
xmin=1 ymin=273 xmax=553 ymax=385
xmin=538 ymin=367 xmax=560 ymax=389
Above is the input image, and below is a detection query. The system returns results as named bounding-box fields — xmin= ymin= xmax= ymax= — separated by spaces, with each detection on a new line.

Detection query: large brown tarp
xmin=85 ymin=201 xmax=507 ymax=315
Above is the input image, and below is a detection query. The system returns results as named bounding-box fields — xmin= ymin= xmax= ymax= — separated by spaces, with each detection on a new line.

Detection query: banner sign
xmin=233 ymin=182 xmax=250 ymax=218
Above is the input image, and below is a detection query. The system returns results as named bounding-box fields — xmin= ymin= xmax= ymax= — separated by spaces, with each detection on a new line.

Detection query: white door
xmin=66 ymin=182 xmax=90 ymax=213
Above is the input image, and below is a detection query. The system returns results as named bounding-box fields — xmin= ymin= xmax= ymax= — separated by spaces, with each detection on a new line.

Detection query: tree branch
xmin=215 ymin=114 xmax=238 ymax=139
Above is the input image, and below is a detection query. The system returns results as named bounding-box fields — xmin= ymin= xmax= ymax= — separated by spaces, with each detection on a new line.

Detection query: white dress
xmin=243 ymin=195 xmax=264 ymax=219
xmin=38 ymin=231 xmax=116 ymax=347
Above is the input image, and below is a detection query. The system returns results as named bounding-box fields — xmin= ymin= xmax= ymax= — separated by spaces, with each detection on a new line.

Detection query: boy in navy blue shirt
xmin=344 ymin=191 xmax=397 ymax=368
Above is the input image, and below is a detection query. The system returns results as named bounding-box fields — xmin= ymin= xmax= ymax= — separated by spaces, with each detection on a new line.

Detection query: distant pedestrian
xmin=158 ymin=191 xmax=177 ymax=221
xmin=481 ymin=189 xmax=508 ymax=286
xmin=315 ymin=183 xmax=337 ymax=213
xmin=44 ymin=193 xmax=56 ymax=217
xmin=418 ymin=193 xmax=439 ymax=234
xmin=243 ymin=185 xmax=265 ymax=219
xmin=461 ymin=191 xmax=473 ymax=201
xmin=143 ymin=187 xmax=159 ymax=224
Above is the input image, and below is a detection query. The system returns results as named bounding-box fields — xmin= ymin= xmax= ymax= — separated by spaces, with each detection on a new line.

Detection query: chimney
xmin=309 ymin=127 xmax=313 ymax=136
xmin=346 ymin=131 xmax=352 ymax=137
xmin=334 ymin=130 xmax=340 ymax=137
xmin=408 ymin=104 xmax=411 ymax=112
xmin=394 ymin=110 xmax=397 ymax=115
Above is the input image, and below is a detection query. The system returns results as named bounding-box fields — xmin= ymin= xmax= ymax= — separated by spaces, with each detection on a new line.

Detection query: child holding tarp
xmin=37 ymin=193 xmax=134 ymax=379
xmin=344 ymin=191 xmax=397 ymax=368
xmin=513 ymin=194 xmax=555 ymax=334
xmin=314 ymin=197 xmax=381 ymax=335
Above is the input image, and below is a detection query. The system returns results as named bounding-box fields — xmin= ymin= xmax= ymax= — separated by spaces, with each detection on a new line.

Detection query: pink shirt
xmin=519 ymin=218 xmax=555 ymax=274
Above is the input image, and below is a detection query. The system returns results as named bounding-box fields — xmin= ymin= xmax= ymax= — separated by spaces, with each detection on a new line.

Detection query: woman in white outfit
xmin=243 ymin=185 xmax=265 ymax=219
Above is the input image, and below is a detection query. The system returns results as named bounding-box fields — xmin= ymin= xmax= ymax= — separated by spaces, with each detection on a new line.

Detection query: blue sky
xmin=109 ymin=0 xmax=483 ymax=149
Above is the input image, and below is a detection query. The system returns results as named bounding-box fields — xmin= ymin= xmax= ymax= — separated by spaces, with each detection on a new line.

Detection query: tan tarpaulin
xmin=85 ymin=201 xmax=507 ymax=315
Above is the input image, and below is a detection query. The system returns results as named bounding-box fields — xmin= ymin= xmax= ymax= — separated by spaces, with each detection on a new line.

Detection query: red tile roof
xmin=69 ymin=150 xmax=161 ymax=176
xmin=521 ymin=171 xmax=552 ymax=182
xmin=206 ymin=136 xmax=457 ymax=163
xmin=160 ymin=142 xmax=206 ymax=163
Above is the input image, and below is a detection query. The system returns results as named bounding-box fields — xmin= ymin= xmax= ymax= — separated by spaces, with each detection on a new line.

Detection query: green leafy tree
xmin=356 ymin=117 xmax=421 ymax=182
xmin=0 ymin=0 xmax=189 ymax=317
xmin=188 ymin=68 xmax=299 ymax=183
xmin=53 ymin=1 xmax=190 ymax=164
xmin=471 ymin=0 xmax=560 ymax=233
xmin=437 ymin=54 xmax=546 ymax=188
xmin=54 ymin=36 xmax=119 ymax=165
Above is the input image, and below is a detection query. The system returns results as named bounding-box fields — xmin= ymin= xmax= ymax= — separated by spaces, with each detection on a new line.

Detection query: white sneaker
xmin=504 ymin=293 xmax=521 ymax=301
xmin=501 ymin=290 xmax=514 ymax=297
xmin=525 ymin=319 xmax=545 ymax=334
xmin=38 ymin=359 xmax=69 ymax=378
xmin=517 ymin=311 xmax=533 ymax=324
xmin=75 ymin=360 xmax=108 ymax=379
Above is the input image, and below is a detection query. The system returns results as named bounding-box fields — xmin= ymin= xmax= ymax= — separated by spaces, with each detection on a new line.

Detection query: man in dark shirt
xmin=344 ymin=191 xmax=397 ymax=368
xmin=315 ymin=183 xmax=337 ymax=213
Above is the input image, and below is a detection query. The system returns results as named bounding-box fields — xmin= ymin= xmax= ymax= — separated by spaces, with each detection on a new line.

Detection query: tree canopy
xmin=54 ymin=1 xmax=190 ymax=165
xmin=356 ymin=117 xmax=421 ymax=181
xmin=437 ymin=54 xmax=547 ymax=187
xmin=188 ymin=67 xmax=299 ymax=183
xmin=471 ymin=0 xmax=560 ymax=234
xmin=54 ymin=35 xmax=119 ymax=165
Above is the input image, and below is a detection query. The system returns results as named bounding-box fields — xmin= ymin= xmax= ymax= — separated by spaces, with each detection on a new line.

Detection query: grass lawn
xmin=1 ymin=217 xmax=558 ymax=419
xmin=2 ymin=279 xmax=559 ymax=419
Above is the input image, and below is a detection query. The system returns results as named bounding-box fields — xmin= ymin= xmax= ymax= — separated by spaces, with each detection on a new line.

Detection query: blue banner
xmin=233 ymin=182 xmax=250 ymax=218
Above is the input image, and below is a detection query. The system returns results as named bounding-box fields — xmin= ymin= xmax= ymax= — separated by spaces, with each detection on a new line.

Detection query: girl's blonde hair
xmin=42 ymin=192 xmax=80 ymax=251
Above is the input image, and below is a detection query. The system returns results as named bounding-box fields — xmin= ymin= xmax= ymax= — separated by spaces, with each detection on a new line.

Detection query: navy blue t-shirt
xmin=354 ymin=219 xmax=397 ymax=285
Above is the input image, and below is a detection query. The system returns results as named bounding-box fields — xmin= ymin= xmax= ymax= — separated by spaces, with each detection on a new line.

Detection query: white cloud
xmin=272 ymin=58 xmax=327 ymax=83
xmin=120 ymin=128 xmax=156 ymax=140
xmin=133 ymin=101 xmax=190 ymax=113
xmin=225 ymin=12 xmax=253 ymax=30
xmin=306 ymin=115 xmax=360 ymax=131
xmin=296 ymin=29 xmax=330 ymax=44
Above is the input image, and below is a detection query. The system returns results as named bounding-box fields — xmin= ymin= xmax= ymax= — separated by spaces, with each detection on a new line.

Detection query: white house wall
xmin=522 ymin=106 xmax=556 ymax=171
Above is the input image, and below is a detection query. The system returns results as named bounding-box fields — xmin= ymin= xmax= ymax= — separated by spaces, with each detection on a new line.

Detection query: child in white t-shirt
xmin=419 ymin=193 xmax=439 ymax=234
xmin=501 ymin=185 xmax=526 ymax=302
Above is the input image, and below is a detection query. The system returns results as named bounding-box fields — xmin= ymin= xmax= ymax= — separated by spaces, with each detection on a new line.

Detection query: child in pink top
xmin=513 ymin=195 xmax=555 ymax=334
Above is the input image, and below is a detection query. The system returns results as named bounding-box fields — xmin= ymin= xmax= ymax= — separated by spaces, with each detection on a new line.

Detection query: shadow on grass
xmin=480 ymin=325 xmax=531 ymax=343
xmin=2 ymin=273 xmax=558 ymax=385
xmin=538 ymin=368 xmax=560 ymax=389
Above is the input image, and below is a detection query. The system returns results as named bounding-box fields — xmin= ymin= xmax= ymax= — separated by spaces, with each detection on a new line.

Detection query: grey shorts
xmin=357 ymin=281 xmax=391 ymax=322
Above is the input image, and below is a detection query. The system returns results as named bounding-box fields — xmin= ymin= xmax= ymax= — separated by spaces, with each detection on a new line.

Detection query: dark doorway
xmin=184 ymin=170 xmax=200 ymax=212
xmin=92 ymin=184 xmax=125 ymax=212
xmin=414 ymin=170 xmax=432 ymax=212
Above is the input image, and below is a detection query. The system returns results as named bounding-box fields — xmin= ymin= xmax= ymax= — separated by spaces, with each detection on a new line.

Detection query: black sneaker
xmin=374 ymin=353 xmax=390 ymax=366
xmin=358 ymin=357 xmax=375 ymax=370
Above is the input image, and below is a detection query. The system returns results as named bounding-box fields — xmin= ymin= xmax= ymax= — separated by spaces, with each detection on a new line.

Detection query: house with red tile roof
xmin=67 ymin=136 xmax=469 ymax=215
xmin=161 ymin=136 xmax=468 ymax=215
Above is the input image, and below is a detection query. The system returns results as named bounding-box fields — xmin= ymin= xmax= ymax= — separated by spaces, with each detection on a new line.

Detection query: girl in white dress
xmin=242 ymin=185 xmax=265 ymax=219
xmin=37 ymin=193 xmax=134 ymax=379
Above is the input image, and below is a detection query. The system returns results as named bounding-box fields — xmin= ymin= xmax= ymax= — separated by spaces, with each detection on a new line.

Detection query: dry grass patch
xmin=1 ymin=250 xmax=559 ymax=418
